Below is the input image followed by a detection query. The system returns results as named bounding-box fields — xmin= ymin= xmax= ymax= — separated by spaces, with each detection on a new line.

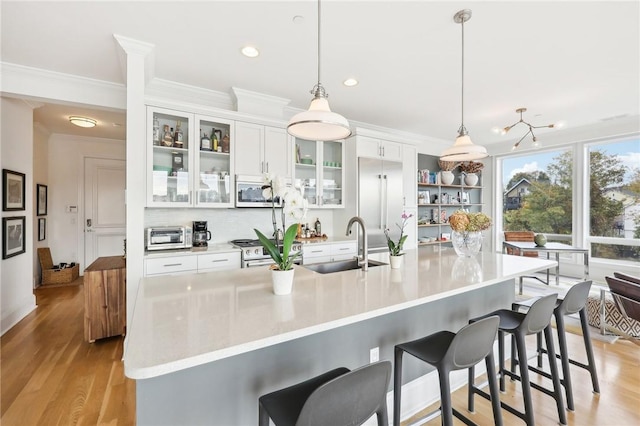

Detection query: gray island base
xmin=126 ymin=248 xmax=556 ymax=425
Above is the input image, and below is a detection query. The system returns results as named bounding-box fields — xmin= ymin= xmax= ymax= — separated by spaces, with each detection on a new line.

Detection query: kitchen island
xmin=125 ymin=247 xmax=556 ymax=425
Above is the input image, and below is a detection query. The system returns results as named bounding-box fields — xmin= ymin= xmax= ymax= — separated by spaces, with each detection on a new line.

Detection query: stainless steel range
xmin=230 ymin=239 xmax=302 ymax=268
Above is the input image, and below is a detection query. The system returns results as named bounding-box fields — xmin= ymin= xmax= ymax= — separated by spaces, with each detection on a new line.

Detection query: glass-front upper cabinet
xmin=147 ymin=106 xmax=234 ymax=208
xmin=148 ymin=107 xmax=193 ymax=207
xmin=294 ymin=138 xmax=344 ymax=208
xmin=195 ymin=115 xmax=234 ymax=207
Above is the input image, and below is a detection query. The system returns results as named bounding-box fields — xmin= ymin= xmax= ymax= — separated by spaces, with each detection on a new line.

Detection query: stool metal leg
xmin=485 ymin=352 xmax=504 ymax=426
xmin=543 ymin=325 xmax=568 ymax=425
xmin=467 ymin=364 xmax=476 ymax=413
xmin=514 ymin=332 xmax=535 ymax=426
xmin=498 ymin=330 xmax=506 ymax=391
xmin=393 ymin=347 xmax=403 ymax=426
xmin=258 ymin=401 xmax=269 ymax=426
xmin=579 ymin=307 xmax=601 ymax=393
xmin=554 ymin=312 xmax=575 ymax=411
xmin=438 ymin=367 xmax=454 ymax=426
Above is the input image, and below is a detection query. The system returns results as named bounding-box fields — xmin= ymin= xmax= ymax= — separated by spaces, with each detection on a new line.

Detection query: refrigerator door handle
xmin=378 ymin=174 xmax=384 ymax=230
xmin=383 ymin=174 xmax=389 ymax=229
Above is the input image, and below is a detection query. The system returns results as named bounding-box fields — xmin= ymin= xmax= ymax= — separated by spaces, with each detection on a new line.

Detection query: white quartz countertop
xmin=144 ymin=243 xmax=240 ymax=258
xmin=124 ymin=248 xmax=556 ymax=379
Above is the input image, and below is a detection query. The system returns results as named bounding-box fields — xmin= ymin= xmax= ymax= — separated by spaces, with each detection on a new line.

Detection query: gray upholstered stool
xmin=468 ymin=293 xmax=567 ymax=426
xmin=258 ymin=361 xmax=391 ymax=426
xmin=512 ymin=280 xmax=600 ymax=411
xmin=393 ymin=316 xmax=503 ymax=426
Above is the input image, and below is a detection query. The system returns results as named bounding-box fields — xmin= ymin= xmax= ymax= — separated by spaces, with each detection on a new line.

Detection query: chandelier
xmin=501 ymin=108 xmax=556 ymax=151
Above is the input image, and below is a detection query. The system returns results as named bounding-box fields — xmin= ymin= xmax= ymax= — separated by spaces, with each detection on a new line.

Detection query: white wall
xmin=32 ymin=124 xmax=49 ymax=285
xmin=1 ymin=97 xmax=36 ymax=335
xmin=47 ymin=134 xmax=125 ymax=271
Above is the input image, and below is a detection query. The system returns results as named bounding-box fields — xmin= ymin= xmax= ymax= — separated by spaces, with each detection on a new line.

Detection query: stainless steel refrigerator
xmin=358 ymin=157 xmax=404 ymax=252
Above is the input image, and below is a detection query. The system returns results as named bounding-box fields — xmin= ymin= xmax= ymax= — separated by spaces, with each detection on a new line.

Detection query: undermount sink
xmin=303 ymin=259 xmax=387 ymax=274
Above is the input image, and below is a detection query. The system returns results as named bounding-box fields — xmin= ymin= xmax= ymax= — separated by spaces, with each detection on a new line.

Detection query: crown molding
xmin=0 ymin=62 xmax=126 ymax=109
xmin=231 ymin=87 xmax=290 ymax=119
xmin=145 ymin=78 xmax=234 ymax=112
xmin=113 ymin=34 xmax=155 ymax=85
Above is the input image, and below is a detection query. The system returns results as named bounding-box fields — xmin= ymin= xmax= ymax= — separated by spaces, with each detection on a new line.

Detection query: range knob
xmin=254 ymin=248 xmax=261 ymax=255
xmin=245 ymin=249 xmax=251 ymax=257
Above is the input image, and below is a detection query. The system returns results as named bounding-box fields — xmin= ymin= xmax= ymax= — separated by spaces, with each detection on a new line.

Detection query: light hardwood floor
xmin=1 ymin=284 xmax=134 ymax=425
xmin=1 ymin=283 xmax=639 ymax=425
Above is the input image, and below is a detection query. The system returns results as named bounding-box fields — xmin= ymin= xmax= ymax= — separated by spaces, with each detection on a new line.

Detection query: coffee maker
xmin=192 ymin=221 xmax=211 ymax=248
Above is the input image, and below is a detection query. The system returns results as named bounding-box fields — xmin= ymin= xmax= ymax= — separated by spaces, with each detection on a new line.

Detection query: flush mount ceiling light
xmin=69 ymin=116 xmax=97 ymax=128
xmin=440 ymin=9 xmax=488 ymax=162
xmin=287 ymin=0 xmax=351 ymax=141
xmin=502 ymin=107 xmax=556 ymax=151
xmin=343 ymin=78 xmax=358 ymax=87
xmin=241 ymin=46 xmax=259 ymax=58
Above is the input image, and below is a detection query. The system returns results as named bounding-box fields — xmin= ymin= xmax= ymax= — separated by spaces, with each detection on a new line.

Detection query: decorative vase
xmin=451 ymin=230 xmax=483 ymax=257
xmin=464 ymin=173 xmax=479 ymax=186
xmin=389 ymin=255 xmax=404 ymax=269
xmin=271 ymin=268 xmax=295 ymax=295
xmin=441 ymin=171 xmax=455 ymax=185
xmin=534 ymin=233 xmax=547 ymax=247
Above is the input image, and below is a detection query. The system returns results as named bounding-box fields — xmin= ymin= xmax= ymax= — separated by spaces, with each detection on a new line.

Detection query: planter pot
xmin=441 ymin=171 xmax=455 ymax=185
xmin=451 ymin=230 xmax=483 ymax=257
xmin=464 ymin=173 xmax=479 ymax=186
xmin=389 ymin=254 xmax=404 ymax=269
xmin=271 ymin=268 xmax=295 ymax=295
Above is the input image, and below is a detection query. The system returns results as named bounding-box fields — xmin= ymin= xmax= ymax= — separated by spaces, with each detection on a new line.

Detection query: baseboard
xmin=1 ymin=297 xmax=37 ymax=336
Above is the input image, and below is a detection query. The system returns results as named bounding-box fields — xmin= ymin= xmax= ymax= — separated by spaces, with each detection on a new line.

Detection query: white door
xmin=84 ymin=158 xmax=126 ymax=268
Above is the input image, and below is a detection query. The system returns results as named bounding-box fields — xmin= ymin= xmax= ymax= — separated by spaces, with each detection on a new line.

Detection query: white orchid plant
xmin=385 ymin=212 xmax=413 ymax=256
xmin=254 ymin=174 xmax=308 ymax=271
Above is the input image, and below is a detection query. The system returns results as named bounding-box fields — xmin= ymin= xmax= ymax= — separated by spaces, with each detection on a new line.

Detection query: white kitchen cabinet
xmin=144 ymin=250 xmax=241 ymax=276
xmin=197 ymin=251 xmax=241 ymax=273
xmin=144 ymin=255 xmax=198 ymax=276
xmin=294 ymin=138 xmax=344 ymax=208
xmin=356 ymin=135 xmax=402 ymax=162
xmin=302 ymin=240 xmax=357 ymax=265
xmin=147 ymin=106 xmax=234 ymax=208
xmin=402 ymin=144 xmax=417 ymax=208
xmin=234 ymin=122 xmax=291 ymax=177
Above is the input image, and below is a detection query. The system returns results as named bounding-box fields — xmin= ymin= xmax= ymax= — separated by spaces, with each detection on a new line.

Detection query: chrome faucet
xmin=346 ymin=216 xmax=368 ymax=271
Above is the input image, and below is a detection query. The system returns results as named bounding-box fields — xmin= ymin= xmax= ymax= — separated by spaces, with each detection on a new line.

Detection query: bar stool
xmin=512 ymin=280 xmax=600 ymax=411
xmin=468 ymin=293 xmax=567 ymax=426
xmin=258 ymin=361 xmax=391 ymax=426
xmin=393 ymin=316 xmax=503 ymax=426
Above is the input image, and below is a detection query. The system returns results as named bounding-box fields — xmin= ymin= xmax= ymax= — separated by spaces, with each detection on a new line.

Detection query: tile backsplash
xmin=145 ymin=208 xmax=335 ymax=243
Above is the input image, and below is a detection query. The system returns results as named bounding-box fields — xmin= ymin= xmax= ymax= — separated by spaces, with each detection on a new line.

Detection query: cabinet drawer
xmin=145 ymin=256 xmax=198 ymax=276
xmin=331 ymin=242 xmax=357 ymax=256
xmin=302 ymin=255 xmax=333 ymax=265
xmin=197 ymin=251 xmax=241 ymax=272
xmin=302 ymin=245 xmax=332 ymax=259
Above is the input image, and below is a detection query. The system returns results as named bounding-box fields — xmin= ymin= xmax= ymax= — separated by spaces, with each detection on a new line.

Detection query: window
xmin=501 ymin=149 xmax=573 ymax=244
xmin=587 ymin=138 xmax=640 ymax=263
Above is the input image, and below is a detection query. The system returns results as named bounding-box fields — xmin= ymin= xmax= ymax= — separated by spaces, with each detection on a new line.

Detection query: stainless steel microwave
xmin=145 ymin=226 xmax=192 ymax=251
xmin=235 ymin=175 xmax=288 ymax=207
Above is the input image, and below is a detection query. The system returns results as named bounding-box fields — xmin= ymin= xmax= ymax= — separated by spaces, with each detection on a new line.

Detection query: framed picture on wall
xmin=38 ymin=218 xmax=46 ymax=241
xmin=3 ymin=169 xmax=26 ymax=211
xmin=3 ymin=216 xmax=26 ymax=259
xmin=37 ymin=184 xmax=48 ymax=216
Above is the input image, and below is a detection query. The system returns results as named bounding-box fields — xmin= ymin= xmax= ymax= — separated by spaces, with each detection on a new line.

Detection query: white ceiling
xmin=2 ymin=1 xmax=639 ymax=148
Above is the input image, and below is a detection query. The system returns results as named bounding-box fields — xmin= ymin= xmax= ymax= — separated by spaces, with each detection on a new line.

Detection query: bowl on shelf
xmin=300 ymin=156 xmax=313 ymax=165
xmin=153 ymin=165 xmax=172 ymax=174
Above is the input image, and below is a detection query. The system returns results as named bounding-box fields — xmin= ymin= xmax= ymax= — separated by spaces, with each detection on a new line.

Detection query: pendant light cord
xmin=317 ymin=0 xmax=321 ymax=87
xmin=460 ymin=17 xmax=465 ymax=131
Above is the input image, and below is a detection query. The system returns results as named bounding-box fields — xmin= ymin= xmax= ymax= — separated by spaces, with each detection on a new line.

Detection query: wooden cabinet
xmin=234 ymin=122 xmax=291 ymax=177
xmin=356 ymin=135 xmax=402 ymax=162
xmin=84 ymin=256 xmax=126 ymax=343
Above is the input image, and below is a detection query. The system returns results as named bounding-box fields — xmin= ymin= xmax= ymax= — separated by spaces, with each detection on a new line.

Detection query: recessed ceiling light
xmin=343 ymin=78 xmax=358 ymax=87
xmin=69 ymin=116 xmax=97 ymax=128
xmin=241 ymin=46 xmax=259 ymax=58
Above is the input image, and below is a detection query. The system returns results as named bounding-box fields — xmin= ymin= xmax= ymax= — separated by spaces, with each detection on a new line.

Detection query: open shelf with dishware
xmin=416 ymin=154 xmax=484 ymax=246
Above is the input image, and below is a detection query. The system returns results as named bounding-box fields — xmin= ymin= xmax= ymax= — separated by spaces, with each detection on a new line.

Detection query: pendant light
xmin=440 ymin=9 xmax=488 ymax=161
xmin=287 ymin=0 xmax=351 ymax=141
xmin=501 ymin=107 xmax=557 ymax=151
